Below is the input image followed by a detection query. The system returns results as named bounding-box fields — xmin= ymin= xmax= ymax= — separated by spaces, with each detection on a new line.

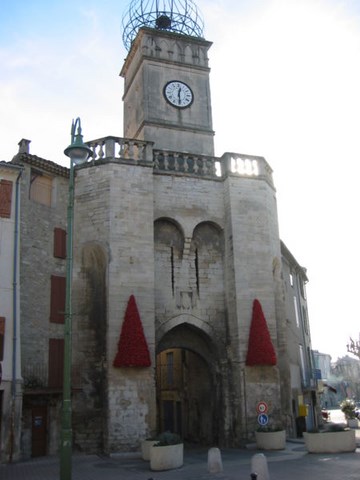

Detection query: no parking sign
xmin=256 ymin=401 xmax=268 ymax=414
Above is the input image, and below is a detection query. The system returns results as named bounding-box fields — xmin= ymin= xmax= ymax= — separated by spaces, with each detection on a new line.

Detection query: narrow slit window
xmin=171 ymin=247 xmax=175 ymax=295
xmin=195 ymin=248 xmax=199 ymax=295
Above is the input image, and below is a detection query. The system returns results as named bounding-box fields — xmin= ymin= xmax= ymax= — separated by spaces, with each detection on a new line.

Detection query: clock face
xmin=164 ymin=81 xmax=193 ymax=108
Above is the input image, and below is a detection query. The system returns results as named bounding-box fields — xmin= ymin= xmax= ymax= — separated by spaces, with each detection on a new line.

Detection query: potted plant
xmin=303 ymin=423 xmax=356 ymax=453
xmin=255 ymin=425 xmax=286 ymax=450
xmin=340 ymin=398 xmax=358 ymax=428
xmin=149 ymin=432 xmax=183 ymax=471
xmin=141 ymin=436 xmax=158 ymax=461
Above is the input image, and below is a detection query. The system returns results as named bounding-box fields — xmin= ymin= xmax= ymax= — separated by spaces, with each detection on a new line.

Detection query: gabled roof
xmin=11 ymin=153 xmax=69 ymax=178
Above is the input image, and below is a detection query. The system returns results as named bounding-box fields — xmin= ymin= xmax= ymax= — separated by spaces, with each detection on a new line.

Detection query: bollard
xmin=251 ymin=453 xmax=270 ymax=480
xmin=207 ymin=447 xmax=223 ymax=473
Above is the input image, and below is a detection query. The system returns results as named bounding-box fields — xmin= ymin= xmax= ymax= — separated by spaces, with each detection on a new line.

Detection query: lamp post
xmin=347 ymin=336 xmax=360 ymax=360
xmin=60 ymin=118 xmax=92 ymax=480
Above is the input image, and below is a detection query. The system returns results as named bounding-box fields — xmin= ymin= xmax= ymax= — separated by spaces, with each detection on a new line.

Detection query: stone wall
xmin=73 ymin=161 xmax=156 ymax=453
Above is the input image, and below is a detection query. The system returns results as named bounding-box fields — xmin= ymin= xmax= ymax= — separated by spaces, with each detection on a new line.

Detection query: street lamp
xmin=347 ymin=336 xmax=360 ymax=360
xmin=60 ymin=118 xmax=92 ymax=480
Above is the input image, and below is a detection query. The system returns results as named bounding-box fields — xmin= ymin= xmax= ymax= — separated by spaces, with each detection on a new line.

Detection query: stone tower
xmin=121 ymin=27 xmax=214 ymax=155
xmin=68 ymin=0 xmax=291 ymax=452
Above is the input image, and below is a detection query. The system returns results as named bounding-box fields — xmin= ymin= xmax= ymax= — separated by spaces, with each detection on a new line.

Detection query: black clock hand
xmin=178 ymin=87 xmax=182 ymax=105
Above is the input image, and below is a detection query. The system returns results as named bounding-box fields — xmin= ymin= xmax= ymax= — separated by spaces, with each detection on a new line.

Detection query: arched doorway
xmin=156 ymin=324 xmax=219 ymax=445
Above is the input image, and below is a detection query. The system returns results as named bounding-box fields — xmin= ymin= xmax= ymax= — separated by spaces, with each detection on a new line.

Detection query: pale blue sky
xmin=2 ymin=0 xmax=360 ymax=361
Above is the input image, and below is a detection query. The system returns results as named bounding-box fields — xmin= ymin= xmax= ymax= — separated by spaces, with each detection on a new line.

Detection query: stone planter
xmin=141 ymin=440 xmax=158 ymax=461
xmin=347 ymin=418 xmax=359 ymax=429
xmin=255 ymin=430 xmax=286 ymax=450
xmin=150 ymin=443 xmax=184 ymax=471
xmin=303 ymin=430 xmax=356 ymax=453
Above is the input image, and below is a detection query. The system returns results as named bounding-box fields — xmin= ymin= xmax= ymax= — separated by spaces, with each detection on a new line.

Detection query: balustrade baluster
xmin=203 ymin=158 xmax=207 ymax=174
xmin=90 ymin=143 xmax=97 ymax=161
xmin=128 ymin=141 xmax=134 ymax=159
xmin=193 ymin=157 xmax=199 ymax=174
xmin=138 ymin=143 xmax=146 ymax=160
xmin=118 ymin=140 xmax=124 ymax=158
xmin=184 ymin=155 xmax=189 ymax=172
xmin=98 ymin=142 xmax=105 ymax=159
xmin=154 ymin=151 xmax=160 ymax=169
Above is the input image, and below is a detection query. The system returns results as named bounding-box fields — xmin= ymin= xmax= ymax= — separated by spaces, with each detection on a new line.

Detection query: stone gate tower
xmin=69 ymin=0 xmax=291 ymax=452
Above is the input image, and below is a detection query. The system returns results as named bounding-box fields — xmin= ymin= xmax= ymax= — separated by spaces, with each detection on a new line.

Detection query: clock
xmin=164 ymin=81 xmax=193 ymax=108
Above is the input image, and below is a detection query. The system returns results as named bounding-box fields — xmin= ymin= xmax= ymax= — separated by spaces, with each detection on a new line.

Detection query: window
xmin=50 ymin=275 xmax=66 ymax=323
xmin=293 ymin=296 xmax=300 ymax=327
xmin=299 ymin=345 xmax=306 ymax=384
xmin=289 ymin=272 xmax=294 ymax=287
xmin=0 ymin=317 xmax=5 ymax=360
xmin=48 ymin=338 xmax=64 ymax=388
xmin=0 ymin=180 xmax=13 ymax=218
xmin=29 ymin=170 xmax=52 ymax=206
xmin=302 ymin=306 xmax=309 ymax=334
xmin=54 ymin=228 xmax=66 ymax=259
xmin=300 ymin=280 xmax=307 ymax=299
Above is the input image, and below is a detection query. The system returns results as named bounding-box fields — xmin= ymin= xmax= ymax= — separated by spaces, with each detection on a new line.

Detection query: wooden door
xmin=31 ymin=406 xmax=47 ymax=457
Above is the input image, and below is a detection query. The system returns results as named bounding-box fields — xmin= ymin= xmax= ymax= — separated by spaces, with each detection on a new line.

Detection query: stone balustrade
xmin=84 ymin=137 xmax=274 ymax=186
xmin=86 ymin=136 xmax=153 ymax=162
xmin=220 ymin=152 xmax=274 ymax=188
xmin=153 ymin=149 xmax=220 ymax=178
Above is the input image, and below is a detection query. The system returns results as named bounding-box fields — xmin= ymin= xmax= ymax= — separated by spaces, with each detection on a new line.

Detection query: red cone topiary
xmin=246 ymin=299 xmax=277 ymax=366
xmin=113 ymin=295 xmax=151 ymax=367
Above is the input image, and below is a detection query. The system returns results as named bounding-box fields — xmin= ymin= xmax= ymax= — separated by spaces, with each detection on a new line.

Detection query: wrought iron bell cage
xmin=122 ymin=0 xmax=205 ymax=51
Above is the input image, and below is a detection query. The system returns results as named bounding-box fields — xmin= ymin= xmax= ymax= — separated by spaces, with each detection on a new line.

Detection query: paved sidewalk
xmin=1 ymin=441 xmax=360 ymax=480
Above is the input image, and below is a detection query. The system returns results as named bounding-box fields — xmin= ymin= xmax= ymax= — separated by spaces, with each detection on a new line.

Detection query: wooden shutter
xmin=53 ymin=228 xmax=66 ymax=259
xmin=0 ymin=180 xmax=13 ymax=218
xmin=48 ymin=338 xmax=64 ymax=388
xmin=30 ymin=172 xmax=52 ymax=206
xmin=50 ymin=275 xmax=66 ymax=323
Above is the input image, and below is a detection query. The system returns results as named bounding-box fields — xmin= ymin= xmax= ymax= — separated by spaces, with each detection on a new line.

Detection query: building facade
xmin=1 ymin=0 xmax=319 ymax=460
xmin=281 ymin=242 xmax=317 ymax=434
xmin=0 ymin=161 xmax=23 ymax=463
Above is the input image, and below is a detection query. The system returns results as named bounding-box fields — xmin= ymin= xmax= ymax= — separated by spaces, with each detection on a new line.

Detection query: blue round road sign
xmin=257 ymin=413 xmax=269 ymax=426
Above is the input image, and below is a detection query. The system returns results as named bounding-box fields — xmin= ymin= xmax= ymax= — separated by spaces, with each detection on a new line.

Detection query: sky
xmin=1 ymin=0 xmax=360 ymax=362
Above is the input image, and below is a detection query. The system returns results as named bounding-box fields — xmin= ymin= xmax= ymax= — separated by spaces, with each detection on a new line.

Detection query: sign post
xmin=256 ymin=401 xmax=269 ymax=426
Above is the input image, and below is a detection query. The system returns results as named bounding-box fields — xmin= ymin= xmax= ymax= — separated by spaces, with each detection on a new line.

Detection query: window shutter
xmin=48 ymin=338 xmax=64 ymax=388
xmin=0 ymin=180 xmax=13 ymax=218
xmin=54 ymin=228 xmax=67 ymax=259
xmin=29 ymin=172 xmax=52 ymax=206
xmin=50 ymin=275 xmax=66 ymax=323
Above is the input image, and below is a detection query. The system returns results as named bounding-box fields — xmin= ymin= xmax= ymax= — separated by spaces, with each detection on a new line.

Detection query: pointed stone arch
xmin=190 ymin=221 xmax=224 ymax=299
xmin=154 ymin=217 xmax=185 ymax=304
xmin=157 ymin=313 xmax=218 ymax=352
xmin=156 ymin=319 xmax=222 ymax=444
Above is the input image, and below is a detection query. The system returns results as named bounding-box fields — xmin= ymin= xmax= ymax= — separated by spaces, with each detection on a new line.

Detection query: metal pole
xmin=60 ymin=117 xmax=92 ymax=480
xmin=60 ymin=159 xmax=75 ymax=480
